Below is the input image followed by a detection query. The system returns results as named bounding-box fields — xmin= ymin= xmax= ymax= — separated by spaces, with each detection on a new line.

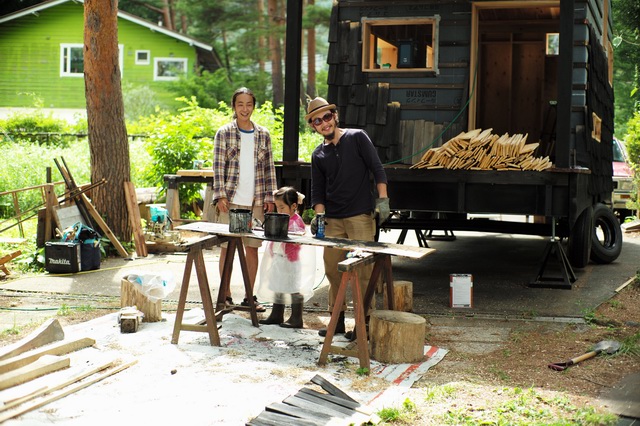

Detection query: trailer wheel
xmin=567 ymin=205 xmax=593 ymax=268
xmin=590 ymin=203 xmax=623 ymax=264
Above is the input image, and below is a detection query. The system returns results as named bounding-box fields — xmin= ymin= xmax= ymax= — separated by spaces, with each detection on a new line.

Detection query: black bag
xmin=60 ymin=222 xmax=102 ymax=271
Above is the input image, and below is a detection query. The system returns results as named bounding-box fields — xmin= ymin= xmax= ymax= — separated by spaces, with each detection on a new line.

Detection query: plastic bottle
xmin=315 ymin=212 xmax=325 ymax=238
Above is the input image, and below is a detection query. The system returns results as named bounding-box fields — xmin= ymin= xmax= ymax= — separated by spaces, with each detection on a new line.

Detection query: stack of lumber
xmin=0 ymin=318 xmax=135 ymax=422
xmin=411 ymin=128 xmax=553 ymax=171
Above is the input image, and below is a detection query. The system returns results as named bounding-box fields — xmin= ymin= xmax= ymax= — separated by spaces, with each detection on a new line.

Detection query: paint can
xmin=263 ymin=213 xmax=289 ymax=239
xmin=229 ymin=209 xmax=252 ymax=233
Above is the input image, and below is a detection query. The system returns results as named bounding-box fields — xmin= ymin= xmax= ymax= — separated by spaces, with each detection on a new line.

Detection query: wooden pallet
xmin=247 ymin=374 xmax=377 ymax=425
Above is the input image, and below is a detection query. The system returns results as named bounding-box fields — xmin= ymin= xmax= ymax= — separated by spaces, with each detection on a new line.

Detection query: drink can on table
xmin=315 ymin=213 xmax=325 ymax=238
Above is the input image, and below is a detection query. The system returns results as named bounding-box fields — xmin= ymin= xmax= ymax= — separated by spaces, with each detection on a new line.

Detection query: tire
xmin=567 ymin=206 xmax=593 ymax=268
xmin=590 ymin=203 xmax=623 ymax=264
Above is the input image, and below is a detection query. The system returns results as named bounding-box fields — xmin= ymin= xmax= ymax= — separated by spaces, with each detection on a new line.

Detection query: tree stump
xmin=121 ymin=279 xmax=162 ymax=322
xmin=383 ymin=280 xmax=413 ymax=312
xmin=369 ymin=310 xmax=426 ymax=364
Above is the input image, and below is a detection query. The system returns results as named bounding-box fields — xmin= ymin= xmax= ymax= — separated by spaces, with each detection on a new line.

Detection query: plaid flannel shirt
xmin=212 ymin=120 xmax=277 ymax=206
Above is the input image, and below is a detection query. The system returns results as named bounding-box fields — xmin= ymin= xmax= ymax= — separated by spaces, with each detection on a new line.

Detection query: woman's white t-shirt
xmin=232 ymin=128 xmax=256 ymax=206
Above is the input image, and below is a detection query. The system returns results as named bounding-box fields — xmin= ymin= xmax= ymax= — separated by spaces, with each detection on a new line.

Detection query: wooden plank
xmin=0 ymin=318 xmax=64 ymax=361
xmin=176 ymin=222 xmax=435 ymax=259
xmin=293 ymin=390 xmax=355 ymax=415
xmin=0 ymin=337 xmax=95 ymax=374
xmin=248 ymin=410 xmax=320 ymax=426
xmin=0 ymin=355 xmax=70 ymax=391
xmin=0 ymin=250 xmax=21 ymax=276
xmin=375 ymin=83 xmax=389 ymax=125
xmin=283 ymin=395 xmax=350 ymax=418
xmin=298 ymin=388 xmax=362 ymax=411
xmin=0 ymin=358 xmax=114 ymax=410
xmin=0 ymin=360 xmax=136 ymax=423
xmin=266 ymin=402 xmax=332 ymax=423
xmin=310 ymin=374 xmax=358 ymax=404
xmin=44 ymin=183 xmax=59 ymax=242
xmin=123 ymin=181 xmax=148 ymax=257
xmin=176 ymin=169 xmax=213 ymax=177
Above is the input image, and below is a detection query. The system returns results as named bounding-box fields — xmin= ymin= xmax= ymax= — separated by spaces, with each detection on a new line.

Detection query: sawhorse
xmin=171 ymin=234 xmax=260 ymax=346
xmin=0 ymin=250 xmax=21 ymax=276
xmin=318 ymin=252 xmax=395 ymax=370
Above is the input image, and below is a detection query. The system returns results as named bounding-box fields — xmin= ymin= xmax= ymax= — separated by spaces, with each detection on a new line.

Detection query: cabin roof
xmin=0 ymin=0 xmax=213 ymax=51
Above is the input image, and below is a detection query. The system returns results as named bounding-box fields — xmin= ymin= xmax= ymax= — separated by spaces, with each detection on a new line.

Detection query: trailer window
xmin=362 ymin=17 xmax=440 ymax=73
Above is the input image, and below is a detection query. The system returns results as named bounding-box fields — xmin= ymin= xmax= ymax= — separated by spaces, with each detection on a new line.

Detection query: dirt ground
xmin=1 ymin=237 xmax=639 ymax=423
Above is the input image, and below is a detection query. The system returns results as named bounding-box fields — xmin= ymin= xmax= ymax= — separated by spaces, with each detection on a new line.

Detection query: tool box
xmin=45 ymin=241 xmax=81 ymax=273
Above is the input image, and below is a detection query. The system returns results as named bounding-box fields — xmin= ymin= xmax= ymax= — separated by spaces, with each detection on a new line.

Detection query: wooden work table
xmin=172 ymin=221 xmax=435 ymax=369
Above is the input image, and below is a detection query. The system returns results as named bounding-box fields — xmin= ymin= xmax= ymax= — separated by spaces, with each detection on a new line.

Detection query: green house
xmin=0 ymin=0 xmax=220 ymax=109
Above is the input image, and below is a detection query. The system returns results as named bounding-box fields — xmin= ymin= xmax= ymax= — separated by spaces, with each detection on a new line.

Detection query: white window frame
xmin=60 ymin=43 xmax=124 ymax=77
xmin=135 ymin=50 xmax=150 ymax=65
xmin=361 ymin=16 xmax=440 ymax=74
xmin=60 ymin=43 xmax=84 ymax=77
xmin=153 ymin=57 xmax=188 ymax=81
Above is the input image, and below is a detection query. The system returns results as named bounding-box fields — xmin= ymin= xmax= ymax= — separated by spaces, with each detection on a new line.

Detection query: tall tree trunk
xmin=268 ymin=0 xmax=284 ymax=105
xmin=306 ymin=0 xmax=316 ymax=99
xmin=162 ymin=0 xmax=173 ymax=30
xmin=84 ymin=0 xmax=132 ymax=242
xmin=258 ymin=0 xmax=266 ymax=73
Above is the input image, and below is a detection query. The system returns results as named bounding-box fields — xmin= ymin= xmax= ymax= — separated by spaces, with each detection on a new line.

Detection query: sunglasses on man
xmin=311 ymin=111 xmax=334 ymax=126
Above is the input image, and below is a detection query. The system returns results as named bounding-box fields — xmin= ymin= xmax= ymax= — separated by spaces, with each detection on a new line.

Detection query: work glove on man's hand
xmin=375 ymin=198 xmax=391 ymax=226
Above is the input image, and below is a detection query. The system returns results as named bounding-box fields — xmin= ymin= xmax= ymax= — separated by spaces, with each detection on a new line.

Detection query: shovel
xmin=548 ymin=340 xmax=621 ymax=371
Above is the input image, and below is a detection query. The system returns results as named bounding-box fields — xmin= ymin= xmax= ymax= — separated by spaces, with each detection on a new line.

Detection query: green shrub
xmin=122 ymin=82 xmax=166 ymax=122
xmin=624 ymin=112 xmax=640 ymax=212
xmin=0 ymin=140 xmax=90 ymax=219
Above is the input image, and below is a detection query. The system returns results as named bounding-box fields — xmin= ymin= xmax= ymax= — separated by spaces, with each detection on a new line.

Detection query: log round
xmin=383 ymin=280 xmax=413 ymax=312
xmin=369 ymin=310 xmax=426 ymax=364
xmin=120 ymin=279 xmax=162 ymax=322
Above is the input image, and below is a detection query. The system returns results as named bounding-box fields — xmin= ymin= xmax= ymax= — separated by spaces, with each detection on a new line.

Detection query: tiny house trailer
xmin=313 ymin=0 xmax=620 ymax=269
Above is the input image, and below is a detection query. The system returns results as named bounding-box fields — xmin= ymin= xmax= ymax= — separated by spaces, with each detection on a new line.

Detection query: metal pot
xmin=263 ymin=213 xmax=289 ymax=239
xmin=229 ymin=209 xmax=252 ymax=233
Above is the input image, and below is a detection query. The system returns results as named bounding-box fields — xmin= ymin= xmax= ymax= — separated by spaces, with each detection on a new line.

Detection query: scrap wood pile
xmin=0 ymin=318 xmax=135 ymax=422
xmin=411 ymin=128 xmax=553 ymax=171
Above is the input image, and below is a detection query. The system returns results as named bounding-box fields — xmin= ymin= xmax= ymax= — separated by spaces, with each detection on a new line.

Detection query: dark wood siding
xmin=327 ymin=0 xmax=471 ymax=164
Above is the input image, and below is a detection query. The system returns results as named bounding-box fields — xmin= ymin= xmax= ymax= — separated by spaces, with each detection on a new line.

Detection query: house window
xmin=136 ymin=50 xmax=150 ymax=65
xmin=154 ymin=58 xmax=188 ymax=81
xmin=60 ymin=43 xmax=125 ymax=77
xmin=60 ymin=44 xmax=84 ymax=77
xmin=362 ymin=17 xmax=440 ymax=73
xmin=546 ymin=33 xmax=560 ymax=55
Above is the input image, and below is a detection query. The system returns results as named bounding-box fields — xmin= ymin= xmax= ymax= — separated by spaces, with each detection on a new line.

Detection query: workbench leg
xmin=382 ymin=256 xmax=395 ymax=311
xmin=171 ymin=249 xmax=195 ymax=344
xmin=194 ymin=248 xmax=220 ymax=346
xmin=235 ymin=239 xmax=259 ymax=327
xmin=318 ymin=271 xmax=351 ymax=366
xmin=216 ymin=240 xmax=236 ymax=310
xmin=350 ymin=272 xmax=370 ymax=370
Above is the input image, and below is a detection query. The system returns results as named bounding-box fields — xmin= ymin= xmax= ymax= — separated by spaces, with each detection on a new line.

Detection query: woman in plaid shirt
xmin=212 ymin=87 xmax=277 ymax=311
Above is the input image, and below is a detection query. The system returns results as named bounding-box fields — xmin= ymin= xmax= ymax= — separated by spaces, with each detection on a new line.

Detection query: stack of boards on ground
xmin=0 ymin=318 xmax=136 ymax=422
xmin=412 ymin=128 xmax=553 ymax=171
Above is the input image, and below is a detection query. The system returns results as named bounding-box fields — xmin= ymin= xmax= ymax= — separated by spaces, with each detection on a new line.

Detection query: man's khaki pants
xmin=323 ymin=213 xmax=376 ymax=312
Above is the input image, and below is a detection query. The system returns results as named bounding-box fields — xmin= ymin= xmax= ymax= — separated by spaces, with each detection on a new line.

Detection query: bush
xmin=0 ymin=140 xmax=90 ymax=219
xmin=624 ymin=111 xmax=640 ymax=212
xmin=1 ymin=110 xmax=73 ymax=146
xmin=122 ymin=82 xmax=165 ymax=122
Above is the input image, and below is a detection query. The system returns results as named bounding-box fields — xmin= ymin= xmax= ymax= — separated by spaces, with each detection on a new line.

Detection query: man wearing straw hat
xmin=306 ymin=97 xmax=390 ymax=340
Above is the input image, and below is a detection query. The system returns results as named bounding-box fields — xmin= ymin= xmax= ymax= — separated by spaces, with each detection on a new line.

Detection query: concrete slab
xmin=599 ymin=372 xmax=640 ymax=419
